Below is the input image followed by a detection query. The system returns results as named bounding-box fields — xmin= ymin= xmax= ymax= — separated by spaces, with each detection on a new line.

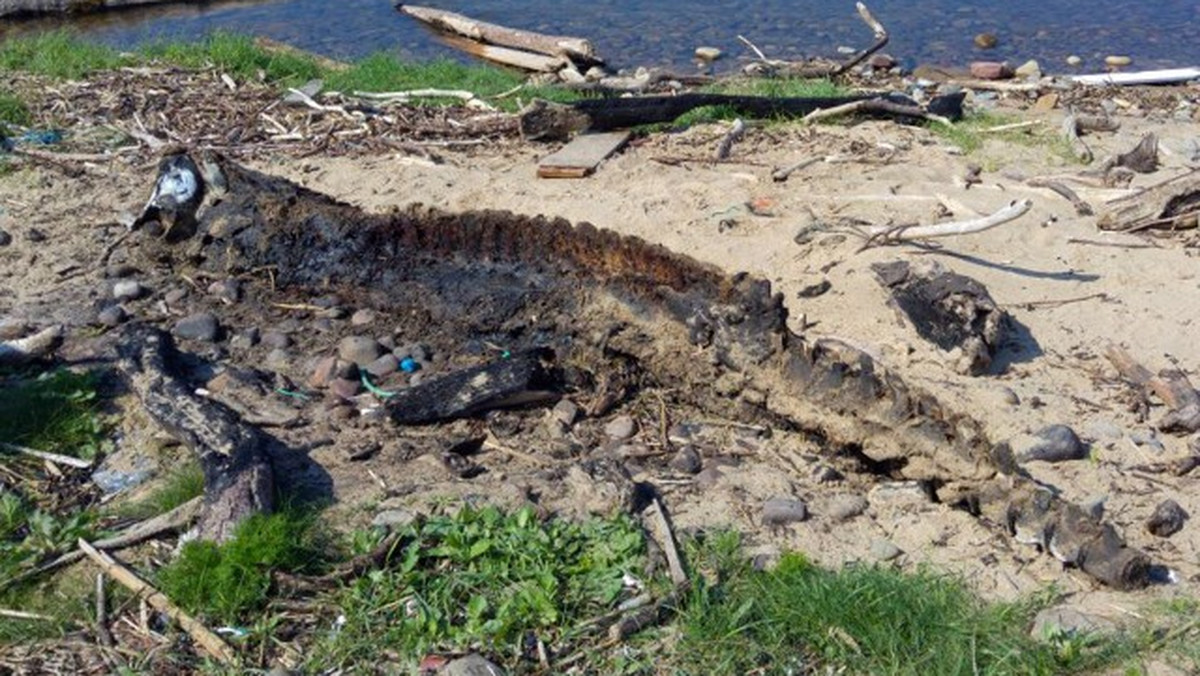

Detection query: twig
xmin=2 ymin=498 xmax=201 ymax=591
xmin=1062 ymin=114 xmax=1094 ymax=164
xmin=736 ymin=35 xmax=771 ymax=63
xmin=647 ymin=497 xmax=688 ymax=587
xmin=772 ymin=156 xmax=824 ymax=182
xmin=981 ymin=120 xmax=1041 ymax=133
xmin=78 ymin=539 xmax=237 ymax=664
xmin=0 ymin=441 xmax=92 ymax=469
xmin=714 ymin=118 xmax=746 ymax=161
xmin=831 ymin=2 xmax=890 ymax=76
xmin=0 ymin=608 xmax=56 ymax=621
xmin=1066 ymin=237 xmax=1157 ymax=250
xmin=803 ymin=98 xmax=949 ymax=126
xmin=858 ymin=199 xmax=1032 ymax=243
xmin=1005 ymin=293 xmax=1108 ymax=309
xmin=482 ymin=434 xmax=550 ymax=466
xmin=1026 ymin=177 xmax=1094 ymax=215
xmin=96 ymin=573 xmax=115 ymax=648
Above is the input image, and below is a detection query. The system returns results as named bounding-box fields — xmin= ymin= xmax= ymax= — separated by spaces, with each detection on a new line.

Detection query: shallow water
xmin=4 ymin=0 xmax=1198 ymax=73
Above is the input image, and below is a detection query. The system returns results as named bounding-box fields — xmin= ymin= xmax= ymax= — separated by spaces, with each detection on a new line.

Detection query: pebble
xmin=969 ymin=61 xmax=1013 ymax=80
xmin=868 ymin=53 xmax=896 ymax=70
xmin=350 ymin=309 xmax=376 ymax=326
xmin=163 ymin=287 xmax=188 ymax=305
xmin=1012 ymin=424 xmax=1087 ymax=463
xmin=252 ymin=331 xmax=287 ymax=351
xmin=371 ymin=508 xmax=418 ymax=528
xmin=827 ymin=494 xmax=869 ymax=521
xmin=214 ymin=280 xmax=244 ymax=304
xmin=973 ymin=32 xmax=998 ymax=49
xmin=329 ymin=377 xmax=361 ymax=400
xmin=1066 ymin=55 xmax=1083 ymax=67
xmin=869 ymin=538 xmax=902 ymax=561
xmin=694 ymin=46 xmax=722 ymax=61
xmin=104 ymin=264 xmax=137 ymax=279
xmin=96 ymin=305 xmax=127 ymax=327
xmin=25 ymin=228 xmax=46 ymax=243
xmin=0 ymin=229 xmax=11 ymax=247
xmin=552 ymin=399 xmax=580 ymax=426
xmin=867 ymin=481 xmax=929 ymax=508
xmin=112 ymin=280 xmax=145 ymax=302
xmin=366 ymin=353 xmax=399 ymax=377
xmin=443 ymin=654 xmax=505 ymax=676
xmin=1147 ymin=499 xmax=1188 ymax=537
xmin=230 ymin=327 xmax=260 ymax=350
xmin=173 ymin=312 xmax=220 ymax=342
xmin=347 ymin=441 xmax=381 ymax=461
xmin=605 ymin=415 xmax=637 ymax=440
xmin=669 ymin=445 xmax=703 ymax=474
xmin=762 ymin=497 xmax=808 ymax=526
xmin=338 ymin=335 xmax=383 ymax=366
xmin=1105 ymin=55 xmax=1132 ymax=67
xmin=266 ymin=348 xmax=291 ymax=369
xmin=812 ymin=464 xmax=844 ymax=483
xmin=1014 ymin=59 xmax=1041 ymax=79
xmin=308 ymin=356 xmax=338 ymax=388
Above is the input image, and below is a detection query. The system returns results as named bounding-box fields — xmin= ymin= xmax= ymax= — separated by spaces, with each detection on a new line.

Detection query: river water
xmin=3 ymin=0 xmax=1198 ymax=73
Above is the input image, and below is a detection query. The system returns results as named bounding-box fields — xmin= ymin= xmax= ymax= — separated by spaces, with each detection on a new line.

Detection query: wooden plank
xmin=537 ymin=131 xmax=631 ymax=179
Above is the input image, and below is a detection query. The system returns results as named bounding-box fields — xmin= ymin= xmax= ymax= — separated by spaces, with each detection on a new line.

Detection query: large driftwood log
xmin=0 ymin=325 xmax=62 ymax=366
xmin=386 ymin=349 xmax=559 ymax=425
xmin=118 ymin=325 xmax=275 ymax=543
xmin=1097 ymin=169 xmax=1200 ymax=232
xmin=397 ymin=4 xmax=597 ymax=62
xmin=128 ymin=152 xmax=1151 ymax=589
xmin=520 ymin=92 xmax=965 ymax=140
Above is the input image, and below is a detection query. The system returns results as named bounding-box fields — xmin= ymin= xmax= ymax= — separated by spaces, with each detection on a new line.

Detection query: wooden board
xmin=537 ymin=131 xmax=631 ymax=179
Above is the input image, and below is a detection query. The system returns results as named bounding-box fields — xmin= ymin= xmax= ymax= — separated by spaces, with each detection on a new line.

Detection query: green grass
xmin=309 ymin=505 xmax=647 ymax=671
xmin=0 ymin=90 xmax=30 ymax=127
xmin=0 ymin=369 xmax=111 ymax=461
xmin=113 ymin=460 xmax=204 ymax=521
xmin=673 ymin=532 xmax=1125 ymax=676
xmin=702 ymin=76 xmax=844 ymax=99
xmin=141 ymin=32 xmax=323 ymax=86
xmin=0 ymin=30 xmax=125 ymax=79
xmin=157 ymin=507 xmax=328 ymax=625
xmin=930 ymin=111 xmax=1076 ymax=164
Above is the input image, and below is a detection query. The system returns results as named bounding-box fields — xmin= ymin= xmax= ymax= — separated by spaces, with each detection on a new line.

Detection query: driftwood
xmin=1072 ymin=67 xmax=1200 ymax=86
xmin=0 ymin=325 xmax=63 ymax=366
xmin=436 ymin=34 xmax=566 ymax=73
xmin=858 ymin=199 xmax=1032 ymax=242
xmin=78 ymin=539 xmax=236 ymax=664
xmin=118 ymin=326 xmax=274 ymax=543
xmin=387 ymin=349 xmax=559 ymax=425
xmin=125 ymin=151 xmax=1151 ymax=589
xmin=0 ymin=441 xmax=92 ymax=469
xmin=520 ymin=92 xmax=964 ymax=141
xmin=1097 ymin=169 xmax=1200 ymax=232
xmin=742 ymin=2 xmax=888 ymax=79
xmin=1104 ymin=345 xmax=1200 ymax=434
xmin=873 ymin=260 xmax=1009 ymax=376
xmin=1114 ymin=133 xmax=1160 ymax=174
xmin=398 ymin=4 xmax=597 ymax=63
xmin=1026 ymin=178 xmax=1093 ymax=215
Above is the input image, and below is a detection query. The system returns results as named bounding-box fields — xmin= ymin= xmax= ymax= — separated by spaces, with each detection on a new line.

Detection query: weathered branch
xmin=0 ymin=325 xmax=62 ymax=366
xmin=397 ymin=3 xmax=597 ymax=62
xmin=860 ymin=199 xmax=1033 ymax=241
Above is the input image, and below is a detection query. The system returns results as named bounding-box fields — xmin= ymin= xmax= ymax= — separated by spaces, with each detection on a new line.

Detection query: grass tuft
xmin=140 ymin=32 xmax=323 ymax=86
xmin=0 ymin=91 xmax=31 ymax=128
xmin=675 ymin=533 xmax=1118 ymax=675
xmin=311 ymin=505 xmax=647 ymax=670
xmin=0 ymin=31 xmax=125 ymax=79
xmin=0 ymin=369 xmax=110 ymax=461
xmin=157 ymin=507 xmax=327 ymax=624
xmin=114 ymin=460 xmax=205 ymax=521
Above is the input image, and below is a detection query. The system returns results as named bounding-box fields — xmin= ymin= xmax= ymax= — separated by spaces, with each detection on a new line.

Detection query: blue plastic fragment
xmin=20 ymin=129 xmax=63 ymax=145
xmin=399 ymin=357 xmax=420 ymax=373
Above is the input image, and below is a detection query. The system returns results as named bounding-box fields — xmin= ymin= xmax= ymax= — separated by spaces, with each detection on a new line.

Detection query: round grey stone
xmin=669 ymin=445 xmax=703 ymax=474
xmin=869 ymin=538 xmax=902 ymax=561
xmin=262 ymin=331 xmax=292 ymax=349
xmin=338 ymin=335 xmax=383 ymax=366
xmin=230 ymin=327 xmax=260 ymax=350
xmin=173 ymin=312 xmax=220 ymax=342
xmin=96 ymin=305 xmax=126 ymax=327
xmin=112 ymin=280 xmax=145 ymax=302
xmin=371 ymin=508 xmax=418 ymax=529
xmin=366 ymin=353 xmax=399 ymax=377
xmin=762 ymin=497 xmax=808 ymax=526
xmin=350 ymin=309 xmax=376 ymax=326
xmin=0 ymin=229 xmax=11 ymax=247
xmin=1013 ymin=424 xmax=1086 ymax=463
xmin=553 ymin=399 xmax=580 ymax=426
xmin=827 ymin=494 xmax=869 ymax=521
xmin=604 ymin=415 xmax=637 ymax=440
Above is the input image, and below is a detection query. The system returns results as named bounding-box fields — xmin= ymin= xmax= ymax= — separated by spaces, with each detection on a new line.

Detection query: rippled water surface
xmin=4 ymin=0 xmax=1198 ymax=72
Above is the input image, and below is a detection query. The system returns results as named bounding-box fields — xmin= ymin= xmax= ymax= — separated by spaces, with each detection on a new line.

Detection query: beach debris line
xmin=518 ymin=91 xmax=965 ymax=140
xmin=740 ymin=2 xmax=889 ymax=79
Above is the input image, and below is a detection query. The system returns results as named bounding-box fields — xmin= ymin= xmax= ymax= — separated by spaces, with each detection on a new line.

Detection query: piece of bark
xmin=1115 ymin=133 xmax=1159 ymax=174
xmin=78 ymin=539 xmax=236 ymax=663
xmin=398 ymin=3 xmax=597 ymax=62
xmin=387 ymin=349 xmax=559 ymax=425
xmin=0 ymin=325 xmax=63 ymax=366
xmin=118 ymin=325 xmax=274 ymax=543
xmin=1097 ymin=169 xmax=1200 ymax=232
xmin=538 ymin=131 xmax=631 ymax=178
xmin=873 ymin=260 xmax=1008 ymax=376
xmin=1104 ymin=344 xmax=1200 ymax=434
